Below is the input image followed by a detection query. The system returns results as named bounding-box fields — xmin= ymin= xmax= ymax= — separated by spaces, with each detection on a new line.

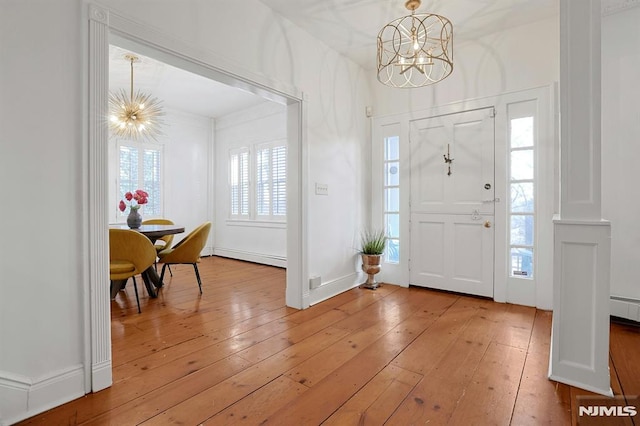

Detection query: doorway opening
xmin=86 ymin=5 xmax=307 ymax=393
xmin=107 ymin=41 xmax=288 ymax=267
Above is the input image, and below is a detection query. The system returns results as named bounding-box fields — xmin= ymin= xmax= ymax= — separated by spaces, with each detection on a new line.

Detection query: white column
xmin=286 ymin=99 xmax=309 ymax=309
xmin=549 ymin=0 xmax=612 ymax=396
xmin=88 ymin=4 xmax=112 ymax=392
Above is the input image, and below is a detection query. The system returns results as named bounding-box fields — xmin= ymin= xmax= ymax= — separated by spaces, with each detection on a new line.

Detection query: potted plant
xmin=360 ymin=229 xmax=386 ymax=290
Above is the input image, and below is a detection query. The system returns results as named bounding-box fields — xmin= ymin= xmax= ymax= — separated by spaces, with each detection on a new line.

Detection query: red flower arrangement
xmin=118 ymin=189 xmax=149 ymax=213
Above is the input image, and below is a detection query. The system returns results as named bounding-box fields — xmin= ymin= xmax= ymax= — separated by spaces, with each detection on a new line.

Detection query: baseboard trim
xmin=309 ymin=272 xmax=363 ymax=305
xmin=0 ymin=365 xmax=85 ymax=425
xmin=610 ymin=296 xmax=640 ymax=322
xmin=213 ymin=248 xmax=286 ymax=268
xmin=91 ymin=360 xmax=112 ymax=392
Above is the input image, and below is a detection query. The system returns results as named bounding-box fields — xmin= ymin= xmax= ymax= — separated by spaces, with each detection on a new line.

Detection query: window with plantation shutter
xmin=228 ymin=141 xmax=286 ymax=223
xmin=256 ymin=148 xmax=270 ymax=216
xmin=230 ymin=148 xmax=250 ymax=217
xmin=256 ymin=142 xmax=287 ymax=219
xmin=117 ymin=141 xmax=163 ymax=218
xmin=272 ymin=146 xmax=287 ymax=216
xmin=143 ymin=149 xmax=161 ymax=215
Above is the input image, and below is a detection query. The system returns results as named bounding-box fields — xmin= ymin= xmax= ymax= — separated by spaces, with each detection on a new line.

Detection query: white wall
xmin=162 ymin=109 xmax=213 ymax=250
xmin=0 ymin=0 xmax=86 ymax=423
xmin=214 ymin=101 xmax=287 ymax=266
xmin=602 ymin=6 xmax=640 ymax=316
xmin=0 ymin=0 xmax=370 ymax=422
xmin=108 ymin=107 xmax=214 ymax=250
xmin=370 ymin=16 xmax=560 ymax=116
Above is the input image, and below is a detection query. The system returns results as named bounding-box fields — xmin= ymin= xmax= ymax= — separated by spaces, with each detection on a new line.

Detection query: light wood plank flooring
xmin=19 ymin=256 xmax=640 ymax=425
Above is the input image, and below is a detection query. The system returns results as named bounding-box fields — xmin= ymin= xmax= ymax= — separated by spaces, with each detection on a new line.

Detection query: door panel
xmin=411 ymin=122 xmax=447 ymax=207
xmin=410 ymin=108 xmax=495 ymax=297
xmin=410 ymin=109 xmax=495 ymax=215
xmin=410 ymin=213 xmax=494 ymax=297
xmin=413 ymin=218 xmax=446 ymax=282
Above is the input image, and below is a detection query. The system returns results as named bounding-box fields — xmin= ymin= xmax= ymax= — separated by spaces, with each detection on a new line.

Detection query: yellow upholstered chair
xmin=141 ymin=218 xmax=175 ymax=253
xmin=142 ymin=218 xmax=175 ymax=275
xmin=109 ymin=228 xmax=157 ymax=313
xmin=157 ymin=222 xmax=212 ymax=294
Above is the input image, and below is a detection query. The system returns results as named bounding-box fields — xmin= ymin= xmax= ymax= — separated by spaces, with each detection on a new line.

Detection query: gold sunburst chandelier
xmin=109 ymin=54 xmax=163 ymax=140
xmin=377 ymin=0 xmax=453 ymax=88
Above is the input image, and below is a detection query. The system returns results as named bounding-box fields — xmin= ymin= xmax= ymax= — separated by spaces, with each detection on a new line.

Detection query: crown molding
xmin=602 ymin=0 xmax=640 ymax=16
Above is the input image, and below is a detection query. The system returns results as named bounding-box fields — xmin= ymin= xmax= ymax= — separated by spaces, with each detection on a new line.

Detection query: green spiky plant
xmin=360 ymin=229 xmax=387 ymax=255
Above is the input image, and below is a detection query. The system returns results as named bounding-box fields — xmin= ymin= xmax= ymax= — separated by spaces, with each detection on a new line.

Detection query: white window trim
xmin=225 ymin=219 xmax=286 ymax=229
xmin=228 ymin=140 xmax=287 ymax=223
xmin=371 ymin=121 xmax=407 ymax=285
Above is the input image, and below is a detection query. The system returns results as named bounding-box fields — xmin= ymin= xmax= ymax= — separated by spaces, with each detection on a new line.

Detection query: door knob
xmin=484 ymin=220 xmax=492 ymax=228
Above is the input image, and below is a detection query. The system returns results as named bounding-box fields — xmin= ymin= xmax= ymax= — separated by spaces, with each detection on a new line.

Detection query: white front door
xmin=409 ymin=108 xmax=495 ymax=297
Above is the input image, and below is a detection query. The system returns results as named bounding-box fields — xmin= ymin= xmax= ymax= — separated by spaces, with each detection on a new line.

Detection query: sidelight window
xmin=508 ymin=104 xmax=536 ymax=279
xmin=384 ymin=136 xmax=400 ymax=263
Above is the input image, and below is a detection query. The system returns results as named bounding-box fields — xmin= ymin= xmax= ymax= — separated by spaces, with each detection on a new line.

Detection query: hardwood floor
xmin=19 ymin=256 xmax=640 ymax=425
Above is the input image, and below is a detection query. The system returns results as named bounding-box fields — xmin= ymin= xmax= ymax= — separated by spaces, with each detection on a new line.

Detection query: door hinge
xmin=490 ymin=108 xmax=496 ymax=118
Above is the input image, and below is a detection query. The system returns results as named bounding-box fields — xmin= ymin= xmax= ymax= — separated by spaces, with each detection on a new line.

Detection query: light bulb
xmin=411 ymin=27 xmax=419 ymax=51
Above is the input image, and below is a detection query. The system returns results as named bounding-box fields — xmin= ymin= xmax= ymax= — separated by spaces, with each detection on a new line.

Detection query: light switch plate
xmin=315 ymin=183 xmax=328 ymax=196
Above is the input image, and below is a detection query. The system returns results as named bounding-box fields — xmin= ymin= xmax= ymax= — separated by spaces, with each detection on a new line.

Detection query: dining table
xmin=109 ymin=223 xmax=185 ymax=299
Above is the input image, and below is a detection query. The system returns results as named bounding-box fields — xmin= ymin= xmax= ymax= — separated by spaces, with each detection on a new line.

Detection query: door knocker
xmin=443 ymin=143 xmax=454 ymax=176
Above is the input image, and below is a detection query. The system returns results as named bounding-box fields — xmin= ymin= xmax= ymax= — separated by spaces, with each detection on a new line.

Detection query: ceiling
xmin=109 ymin=0 xmax=635 ymax=118
xmin=260 ymin=0 xmax=559 ymax=69
xmin=109 ymin=45 xmax=267 ymax=119
xmin=261 ymin=0 xmax=638 ymax=69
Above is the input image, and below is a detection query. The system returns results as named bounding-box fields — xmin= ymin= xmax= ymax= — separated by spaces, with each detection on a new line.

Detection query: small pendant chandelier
xmin=377 ymin=0 xmax=453 ymax=88
xmin=109 ymin=54 xmax=164 ymax=141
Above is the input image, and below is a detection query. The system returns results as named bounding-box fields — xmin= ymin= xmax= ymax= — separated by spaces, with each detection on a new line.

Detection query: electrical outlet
xmin=309 ymin=276 xmax=321 ymax=289
xmin=315 ymin=183 xmax=329 ymax=196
